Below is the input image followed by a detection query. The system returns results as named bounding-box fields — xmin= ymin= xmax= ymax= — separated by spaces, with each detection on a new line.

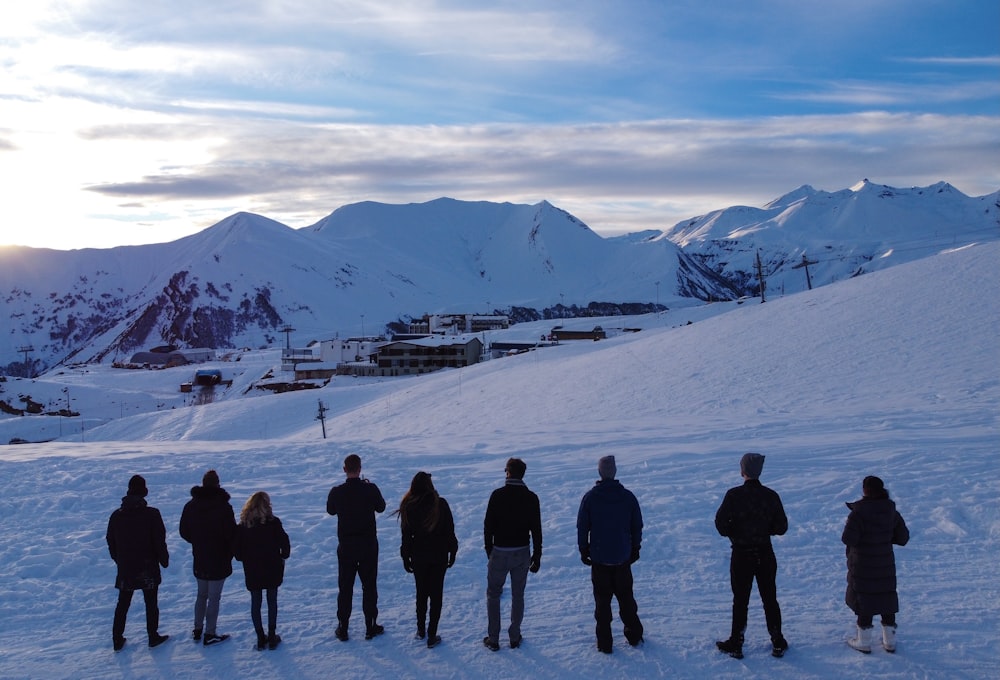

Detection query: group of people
xmin=106 ymin=470 xmax=290 ymax=652
xmin=713 ymin=453 xmax=909 ymax=659
xmin=106 ymin=452 xmax=909 ymax=659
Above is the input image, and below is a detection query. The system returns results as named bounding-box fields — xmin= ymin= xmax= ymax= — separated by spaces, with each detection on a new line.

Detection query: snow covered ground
xmin=0 ymin=242 xmax=997 ymax=680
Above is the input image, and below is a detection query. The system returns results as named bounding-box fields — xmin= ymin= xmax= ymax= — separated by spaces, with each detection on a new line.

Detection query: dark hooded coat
xmin=106 ymin=494 xmax=169 ymax=590
xmin=234 ymin=517 xmax=291 ymax=591
xmin=842 ymin=492 xmax=910 ymax=616
xmin=179 ymin=485 xmax=237 ymax=580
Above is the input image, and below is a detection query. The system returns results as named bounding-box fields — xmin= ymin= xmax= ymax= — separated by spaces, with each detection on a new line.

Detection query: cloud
xmin=773 ymin=79 xmax=1000 ymax=107
xmin=898 ymin=55 xmax=1000 ymax=67
xmin=79 ymin=112 xmax=1000 ymax=233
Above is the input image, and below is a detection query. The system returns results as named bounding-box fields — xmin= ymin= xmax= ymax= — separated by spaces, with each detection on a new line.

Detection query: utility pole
xmin=791 ymin=253 xmax=818 ymax=290
xmin=755 ymin=250 xmax=767 ymax=303
xmin=281 ymin=326 xmax=295 ymax=349
xmin=17 ymin=345 xmax=34 ymax=377
xmin=316 ymin=399 xmax=328 ymax=439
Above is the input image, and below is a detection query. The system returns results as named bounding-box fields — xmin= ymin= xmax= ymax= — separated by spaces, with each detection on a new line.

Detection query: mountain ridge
xmin=1 ymin=180 xmax=996 ymax=374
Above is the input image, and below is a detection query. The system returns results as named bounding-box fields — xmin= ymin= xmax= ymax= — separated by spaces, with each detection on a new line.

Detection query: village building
xmin=128 ymin=347 xmax=215 ymax=366
xmin=336 ymin=334 xmax=484 ymax=377
xmin=408 ymin=313 xmax=509 ymax=335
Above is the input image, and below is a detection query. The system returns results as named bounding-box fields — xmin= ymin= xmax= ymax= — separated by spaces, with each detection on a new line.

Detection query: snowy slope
xmin=0 ymin=242 xmax=997 ymax=679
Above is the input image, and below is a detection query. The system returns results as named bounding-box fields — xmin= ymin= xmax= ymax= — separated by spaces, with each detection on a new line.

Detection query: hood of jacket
xmin=189 ymin=485 xmax=231 ymax=502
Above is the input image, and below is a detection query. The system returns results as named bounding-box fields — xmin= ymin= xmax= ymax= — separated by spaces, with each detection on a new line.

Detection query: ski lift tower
xmin=17 ymin=345 xmax=34 ymax=378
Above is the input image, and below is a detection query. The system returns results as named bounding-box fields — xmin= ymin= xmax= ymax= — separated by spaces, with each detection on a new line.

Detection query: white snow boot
xmin=847 ymin=625 xmax=873 ymax=654
xmin=881 ymin=624 xmax=896 ymax=653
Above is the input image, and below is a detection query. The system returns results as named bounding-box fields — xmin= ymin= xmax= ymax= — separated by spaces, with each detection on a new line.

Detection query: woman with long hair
xmin=234 ymin=491 xmax=291 ymax=651
xmin=394 ymin=471 xmax=458 ymax=648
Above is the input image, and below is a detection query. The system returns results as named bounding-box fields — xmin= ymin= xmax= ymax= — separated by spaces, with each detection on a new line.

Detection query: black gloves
xmin=402 ymin=556 xmax=414 ymax=573
xmin=529 ymin=553 xmax=541 ymax=573
xmin=447 ymin=552 xmax=456 ymax=568
xmin=580 ymin=547 xmax=592 ymax=566
xmin=629 ymin=546 xmax=640 ymax=564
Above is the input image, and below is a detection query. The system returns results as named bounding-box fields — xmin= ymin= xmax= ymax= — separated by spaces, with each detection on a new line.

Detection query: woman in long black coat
xmin=234 ymin=491 xmax=290 ymax=651
xmin=394 ymin=472 xmax=458 ymax=648
xmin=842 ymin=475 xmax=909 ymax=654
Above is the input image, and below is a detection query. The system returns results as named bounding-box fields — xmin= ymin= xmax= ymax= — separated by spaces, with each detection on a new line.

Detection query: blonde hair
xmin=240 ymin=491 xmax=274 ymax=528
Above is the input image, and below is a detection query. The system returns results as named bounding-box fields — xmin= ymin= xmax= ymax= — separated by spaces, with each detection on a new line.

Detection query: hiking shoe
xmin=203 ymin=633 xmax=229 ymax=646
xmin=364 ymin=624 xmax=384 ymax=640
xmin=335 ymin=626 xmax=349 ymax=642
xmin=427 ymin=634 xmax=442 ymax=648
xmin=255 ymin=634 xmax=267 ymax=651
xmin=148 ymin=634 xmax=170 ymax=648
xmin=510 ymin=635 xmax=522 ymax=649
xmin=113 ymin=637 xmax=126 ymax=652
xmin=267 ymin=633 xmax=281 ymax=650
xmin=716 ymin=637 xmax=743 ymax=659
xmin=483 ymin=636 xmax=500 ymax=651
xmin=771 ymin=636 xmax=789 ymax=658
xmin=192 ymin=628 xmax=202 ymax=641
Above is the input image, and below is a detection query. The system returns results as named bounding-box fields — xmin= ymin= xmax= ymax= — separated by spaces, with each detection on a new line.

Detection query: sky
xmin=1 ymin=0 xmax=998 ymax=251
xmin=0 ymin=242 xmax=997 ymax=679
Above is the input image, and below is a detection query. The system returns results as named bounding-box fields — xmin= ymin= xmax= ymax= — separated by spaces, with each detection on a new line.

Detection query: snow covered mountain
xmin=0 ymin=199 xmax=733 ymax=374
xmin=658 ymin=180 xmax=1000 ymax=296
xmin=0 ymin=183 xmax=995 ymax=375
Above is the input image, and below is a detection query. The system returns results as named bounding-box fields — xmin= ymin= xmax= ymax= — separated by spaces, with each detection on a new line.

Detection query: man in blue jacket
xmin=576 ymin=455 xmax=644 ymax=654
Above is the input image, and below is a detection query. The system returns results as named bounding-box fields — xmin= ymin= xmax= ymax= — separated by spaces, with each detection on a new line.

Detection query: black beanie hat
xmin=127 ymin=474 xmax=148 ymax=497
xmin=203 ymin=469 xmax=220 ymax=488
xmin=740 ymin=453 xmax=765 ymax=480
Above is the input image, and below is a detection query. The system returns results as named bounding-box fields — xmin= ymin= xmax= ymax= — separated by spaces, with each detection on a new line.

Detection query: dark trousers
xmin=591 ymin=563 xmax=643 ymax=648
xmin=858 ymin=612 xmax=895 ymax=628
xmin=729 ymin=547 xmax=782 ymax=640
xmin=337 ymin=541 xmax=379 ymax=630
xmin=113 ymin=586 xmax=159 ymax=641
xmin=413 ymin=562 xmax=447 ymax=637
xmin=250 ymin=588 xmax=279 ymax=636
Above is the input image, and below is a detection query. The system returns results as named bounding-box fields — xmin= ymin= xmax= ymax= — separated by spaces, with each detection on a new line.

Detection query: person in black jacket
xmin=106 ymin=474 xmax=170 ymax=651
xmin=714 ymin=453 xmax=789 ymax=659
xmin=234 ymin=491 xmax=291 ymax=651
xmin=326 ymin=454 xmax=386 ymax=641
xmin=394 ymin=471 xmax=458 ymax=648
xmin=179 ymin=469 xmax=237 ymax=646
xmin=576 ymin=455 xmax=644 ymax=653
xmin=482 ymin=457 xmax=542 ymax=651
xmin=842 ymin=475 xmax=910 ymax=654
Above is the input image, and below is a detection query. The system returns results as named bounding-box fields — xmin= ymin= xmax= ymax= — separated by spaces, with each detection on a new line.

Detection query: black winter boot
xmin=716 ymin=635 xmax=743 ymax=659
xmin=771 ymin=633 xmax=789 ymax=657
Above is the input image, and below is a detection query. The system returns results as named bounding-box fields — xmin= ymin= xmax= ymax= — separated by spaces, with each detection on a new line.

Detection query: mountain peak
xmin=764 ymin=184 xmax=818 ymax=210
